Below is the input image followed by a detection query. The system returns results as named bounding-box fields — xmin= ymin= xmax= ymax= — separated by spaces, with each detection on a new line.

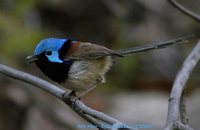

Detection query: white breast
xmin=62 ymin=56 xmax=113 ymax=91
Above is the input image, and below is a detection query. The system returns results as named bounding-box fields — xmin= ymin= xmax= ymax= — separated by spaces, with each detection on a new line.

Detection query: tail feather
xmin=116 ymin=35 xmax=194 ymax=56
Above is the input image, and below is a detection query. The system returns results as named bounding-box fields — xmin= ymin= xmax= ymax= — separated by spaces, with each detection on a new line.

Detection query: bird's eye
xmin=46 ymin=51 xmax=52 ymax=56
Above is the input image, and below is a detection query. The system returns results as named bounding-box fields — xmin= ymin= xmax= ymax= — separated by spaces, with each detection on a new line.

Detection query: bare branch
xmin=168 ymin=0 xmax=200 ymax=22
xmin=0 ymin=64 xmax=65 ymax=99
xmin=180 ymin=91 xmax=189 ymax=125
xmin=164 ymin=40 xmax=200 ymax=130
xmin=174 ymin=121 xmax=194 ymax=130
xmin=0 ymin=64 xmax=136 ymax=130
xmin=75 ymin=111 xmax=105 ymax=130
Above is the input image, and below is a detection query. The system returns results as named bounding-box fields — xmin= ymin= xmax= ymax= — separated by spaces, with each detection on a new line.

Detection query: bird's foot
xmin=62 ymin=91 xmax=80 ymax=105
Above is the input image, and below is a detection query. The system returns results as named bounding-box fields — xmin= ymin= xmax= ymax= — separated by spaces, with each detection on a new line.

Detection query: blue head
xmin=33 ymin=38 xmax=69 ymax=63
xmin=27 ymin=38 xmax=75 ymax=83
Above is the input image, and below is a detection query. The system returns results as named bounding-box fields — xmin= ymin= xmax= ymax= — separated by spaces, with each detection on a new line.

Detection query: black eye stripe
xmin=46 ymin=51 xmax=52 ymax=55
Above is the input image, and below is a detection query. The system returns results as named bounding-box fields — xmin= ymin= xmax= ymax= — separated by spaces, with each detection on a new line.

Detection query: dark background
xmin=0 ymin=0 xmax=200 ymax=130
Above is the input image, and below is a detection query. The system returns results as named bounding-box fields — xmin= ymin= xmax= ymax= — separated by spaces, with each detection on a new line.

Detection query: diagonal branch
xmin=168 ymin=0 xmax=200 ymax=22
xmin=0 ymin=64 xmax=135 ymax=130
xmin=180 ymin=91 xmax=189 ymax=125
xmin=164 ymin=40 xmax=200 ymax=130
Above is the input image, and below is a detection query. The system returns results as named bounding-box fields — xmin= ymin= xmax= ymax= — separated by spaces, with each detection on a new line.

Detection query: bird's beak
xmin=26 ymin=55 xmax=38 ymax=63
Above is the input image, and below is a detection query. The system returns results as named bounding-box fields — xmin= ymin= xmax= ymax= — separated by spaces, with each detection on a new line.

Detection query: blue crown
xmin=34 ymin=38 xmax=68 ymax=55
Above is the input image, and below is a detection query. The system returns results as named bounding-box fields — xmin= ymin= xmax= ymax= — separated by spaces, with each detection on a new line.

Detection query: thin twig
xmin=168 ymin=0 xmax=200 ymax=22
xmin=164 ymin=40 xmax=200 ymax=130
xmin=0 ymin=64 xmax=136 ymax=130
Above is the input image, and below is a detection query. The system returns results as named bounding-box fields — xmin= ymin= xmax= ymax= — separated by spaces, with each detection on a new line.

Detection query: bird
xmin=26 ymin=35 xmax=192 ymax=97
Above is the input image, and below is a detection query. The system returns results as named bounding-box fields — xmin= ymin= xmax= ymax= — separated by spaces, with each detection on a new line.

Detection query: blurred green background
xmin=0 ymin=0 xmax=200 ymax=130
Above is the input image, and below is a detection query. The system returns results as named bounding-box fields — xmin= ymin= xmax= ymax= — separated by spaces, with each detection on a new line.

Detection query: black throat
xmin=35 ymin=60 xmax=73 ymax=83
xmin=35 ymin=39 xmax=73 ymax=83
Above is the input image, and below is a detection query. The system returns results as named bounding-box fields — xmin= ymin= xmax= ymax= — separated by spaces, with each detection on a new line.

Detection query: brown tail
xmin=116 ymin=35 xmax=194 ymax=56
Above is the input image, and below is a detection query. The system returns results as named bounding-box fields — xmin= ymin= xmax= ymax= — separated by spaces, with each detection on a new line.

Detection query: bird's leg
xmin=69 ymin=91 xmax=76 ymax=97
xmin=76 ymin=76 xmax=103 ymax=100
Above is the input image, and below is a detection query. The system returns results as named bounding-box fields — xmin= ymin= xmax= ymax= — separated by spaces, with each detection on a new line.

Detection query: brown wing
xmin=64 ymin=42 xmax=123 ymax=60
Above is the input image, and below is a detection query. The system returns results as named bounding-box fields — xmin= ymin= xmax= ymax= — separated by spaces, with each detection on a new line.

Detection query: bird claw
xmin=62 ymin=91 xmax=80 ymax=105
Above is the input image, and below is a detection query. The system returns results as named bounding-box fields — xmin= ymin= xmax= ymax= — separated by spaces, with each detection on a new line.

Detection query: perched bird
xmin=27 ymin=35 xmax=192 ymax=97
